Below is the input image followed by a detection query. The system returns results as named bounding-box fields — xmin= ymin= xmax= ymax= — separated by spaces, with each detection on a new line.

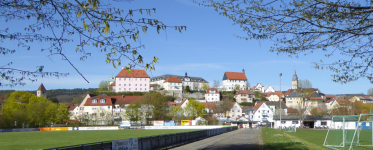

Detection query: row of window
xmin=226 ymin=80 xmax=245 ymax=82
xmin=207 ymin=94 xmax=218 ymax=96
xmin=75 ymin=112 xmax=121 ymax=116
xmin=119 ymin=88 xmax=147 ymax=91
xmin=118 ymin=84 xmax=147 ymax=86
xmin=118 ymin=78 xmax=147 ymax=81
xmin=92 ymin=99 xmax=105 ymax=104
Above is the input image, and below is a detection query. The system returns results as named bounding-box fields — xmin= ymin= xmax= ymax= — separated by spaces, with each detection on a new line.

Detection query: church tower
xmin=292 ymin=70 xmax=298 ymax=89
xmin=37 ymin=83 xmax=47 ymax=98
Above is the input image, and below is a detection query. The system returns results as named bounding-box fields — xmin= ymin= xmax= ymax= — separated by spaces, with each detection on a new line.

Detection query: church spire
xmin=292 ymin=69 xmax=298 ymax=81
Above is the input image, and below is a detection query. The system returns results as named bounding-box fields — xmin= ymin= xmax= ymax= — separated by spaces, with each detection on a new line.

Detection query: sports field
xmin=262 ymin=127 xmax=328 ymax=150
xmin=0 ymin=129 xmax=199 ymax=149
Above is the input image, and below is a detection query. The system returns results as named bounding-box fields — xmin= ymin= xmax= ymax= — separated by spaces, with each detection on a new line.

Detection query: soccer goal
xmin=284 ymin=126 xmax=296 ymax=132
xmin=323 ymin=114 xmax=373 ymax=150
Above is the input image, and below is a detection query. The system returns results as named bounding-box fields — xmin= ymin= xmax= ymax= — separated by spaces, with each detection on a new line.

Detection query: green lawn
xmin=262 ymin=127 xmax=328 ymax=150
xmin=0 ymin=129 xmax=199 ymax=149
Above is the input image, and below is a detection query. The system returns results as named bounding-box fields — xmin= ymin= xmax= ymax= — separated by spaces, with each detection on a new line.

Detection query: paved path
xmin=171 ymin=128 xmax=263 ymax=150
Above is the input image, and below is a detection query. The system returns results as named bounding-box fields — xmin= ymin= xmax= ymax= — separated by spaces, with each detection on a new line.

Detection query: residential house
xmin=249 ymin=102 xmax=273 ymax=123
xmin=113 ymin=68 xmax=150 ymax=92
xmin=285 ymin=90 xmax=303 ymax=108
xmin=256 ymin=101 xmax=287 ymax=116
xmin=273 ymin=115 xmax=332 ymax=129
xmin=228 ymin=102 xmax=244 ymax=120
xmin=205 ymin=88 xmax=220 ymax=102
xmin=222 ymin=70 xmax=248 ymax=91
xmin=266 ymin=92 xmax=284 ymax=102
xmin=265 ymin=85 xmax=275 ymax=93
xmin=350 ymin=96 xmax=373 ymax=104
xmin=251 ymin=83 xmax=265 ymax=93
xmin=163 ymin=77 xmax=183 ymax=94
xmin=150 ymin=73 xmax=208 ymax=91
xmin=325 ymin=100 xmax=340 ymax=111
xmin=234 ymin=90 xmax=254 ymax=103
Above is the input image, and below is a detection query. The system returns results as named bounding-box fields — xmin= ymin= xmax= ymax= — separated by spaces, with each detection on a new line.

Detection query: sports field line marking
xmin=283 ymin=132 xmax=328 ymax=150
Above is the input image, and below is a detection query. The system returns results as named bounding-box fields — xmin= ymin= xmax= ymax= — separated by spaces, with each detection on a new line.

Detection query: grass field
xmin=0 ymin=129 xmax=199 ymax=149
xmin=262 ymin=127 xmax=328 ymax=150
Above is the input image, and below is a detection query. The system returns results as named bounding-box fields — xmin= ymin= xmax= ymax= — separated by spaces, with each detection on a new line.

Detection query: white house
xmin=222 ymin=70 xmax=248 ymax=91
xmin=325 ymin=100 xmax=340 ymax=110
xmin=249 ymin=102 xmax=273 ymax=123
xmin=205 ymin=88 xmax=220 ymax=102
xmin=265 ymin=85 xmax=275 ymax=93
xmin=228 ymin=102 xmax=244 ymax=120
xmin=251 ymin=83 xmax=265 ymax=93
xmin=163 ymin=77 xmax=183 ymax=93
xmin=150 ymin=73 xmax=208 ymax=91
xmin=234 ymin=90 xmax=254 ymax=103
xmin=37 ymin=83 xmax=47 ymax=98
xmin=266 ymin=92 xmax=284 ymax=102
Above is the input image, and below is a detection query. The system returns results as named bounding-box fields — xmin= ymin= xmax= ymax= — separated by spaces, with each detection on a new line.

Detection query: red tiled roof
xmin=225 ymin=72 xmax=247 ymax=80
xmin=202 ymin=102 xmax=217 ymax=113
xmin=164 ymin=77 xmax=182 ymax=83
xmin=252 ymin=102 xmax=264 ymax=114
xmin=287 ymin=107 xmax=299 ymax=113
xmin=110 ymin=81 xmax=116 ymax=86
xmin=37 ymin=83 xmax=46 ymax=91
xmin=206 ymin=88 xmax=219 ymax=94
xmin=310 ymin=97 xmax=323 ymax=100
xmin=116 ymin=69 xmax=150 ymax=78
xmin=115 ymin=96 xmax=143 ymax=106
xmin=235 ymin=90 xmax=253 ymax=95
xmin=169 ymin=102 xmax=177 ymax=106
xmin=84 ymin=95 xmax=115 ymax=106
xmin=325 ymin=95 xmax=336 ymax=98
xmin=178 ymin=99 xmax=188 ymax=106
xmin=68 ymin=106 xmax=76 ymax=111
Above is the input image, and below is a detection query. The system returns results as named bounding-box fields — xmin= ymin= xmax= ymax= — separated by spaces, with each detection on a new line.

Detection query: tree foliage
xmin=183 ymin=100 xmax=205 ymax=119
xmin=201 ymin=83 xmax=209 ymax=91
xmin=168 ymin=105 xmax=184 ymax=123
xmin=298 ymin=79 xmax=313 ymax=89
xmin=124 ymin=101 xmax=140 ymax=121
xmin=0 ymin=91 xmax=69 ymax=128
xmin=201 ymin=0 xmax=373 ymax=83
xmin=1 ymin=0 xmax=186 ymax=87
xmin=212 ymin=80 xmax=220 ymax=88
xmin=97 ymin=80 xmax=110 ymax=92
xmin=368 ymin=88 xmax=373 ymax=96
xmin=139 ymin=92 xmax=169 ymax=120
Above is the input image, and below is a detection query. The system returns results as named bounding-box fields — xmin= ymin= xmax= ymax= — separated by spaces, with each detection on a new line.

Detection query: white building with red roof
xmin=234 ymin=90 xmax=254 ymax=103
xmin=37 ymin=83 xmax=47 ymax=98
xmin=113 ymin=68 xmax=150 ymax=92
xmin=163 ymin=77 xmax=182 ymax=93
xmin=222 ymin=69 xmax=248 ymax=91
xmin=205 ymin=88 xmax=220 ymax=102
xmin=248 ymin=102 xmax=273 ymax=123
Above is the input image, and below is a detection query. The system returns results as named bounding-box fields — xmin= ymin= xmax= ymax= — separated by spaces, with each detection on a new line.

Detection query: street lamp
xmin=280 ymin=73 xmax=282 ymax=129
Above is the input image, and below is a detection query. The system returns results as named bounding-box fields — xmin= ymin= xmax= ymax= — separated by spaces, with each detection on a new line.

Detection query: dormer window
xmin=92 ymin=99 xmax=98 ymax=103
xmin=100 ymin=99 xmax=106 ymax=103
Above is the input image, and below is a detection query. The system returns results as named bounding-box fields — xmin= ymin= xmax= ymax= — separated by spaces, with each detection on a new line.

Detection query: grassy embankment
xmin=262 ymin=127 xmax=328 ymax=150
xmin=0 ymin=129 xmax=198 ymax=149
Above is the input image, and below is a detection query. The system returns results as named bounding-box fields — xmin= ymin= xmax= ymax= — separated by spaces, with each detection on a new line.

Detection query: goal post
xmin=323 ymin=114 xmax=373 ymax=150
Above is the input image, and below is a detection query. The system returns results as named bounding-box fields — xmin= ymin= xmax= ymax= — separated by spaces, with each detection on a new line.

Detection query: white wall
xmin=222 ymin=79 xmax=247 ymax=91
xmin=274 ymin=120 xmax=301 ymax=129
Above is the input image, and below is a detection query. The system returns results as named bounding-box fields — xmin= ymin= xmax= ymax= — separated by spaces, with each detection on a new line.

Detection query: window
xmin=108 ymin=106 xmax=111 ymax=109
xmin=80 ymin=107 xmax=84 ymax=110
xmin=135 ymin=84 xmax=137 ymax=86
xmin=281 ymin=121 xmax=286 ymax=124
xmin=140 ymin=84 xmax=142 ymax=86
xmin=129 ymin=78 xmax=131 ymax=81
xmin=119 ymin=88 xmax=121 ymax=90
xmin=288 ymin=101 xmax=293 ymax=104
xmin=135 ymin=78 xmax=137 ymax=81
xmin=135 ymin=88 xmax=137 ymax=90
xmin=145 ymin=84 xmax=147 ymax=86
xmin=100 ymin=106 xmax=105 ymax=110
xmin=232 ymin=115 xmax=235 ymax=117
xmin=238 ymin=110 xmax=240 ymax=112
xmin=129 ymin=88 xmax=131 ymax=90
xmin=124 ymin=88 xmax=126 ymax=90
xmin=119 ymin=78 xmax=121 ymax=81
xmin=124 ymin=78 xmax=126 ymax=81
xmin=92 ymin=113 xmax=96 ymax=117
xmin=145 ymin=79 xmax=146 ymax=81
xmin=116 ymin=113 xmax=120 ymax=116
xmin=100 ymin=99 xmax=105 ymax=103
xmin=267 ymin=110 xmax=269 ymax=113
xmin=92 ymin=107 xmax=97 ymax=110
xmin=119 ymin=84 xmax=121 ymax=86
xmin=212 ymin=98 xmax=214 ymax=100
xmin=292 ymin=121 xmax=298 ymax=124
xmin=145 ymin=88 xmax=147 ymax=90
xmin=321 ymin=122 xmax=327 ymax=125
xmin=100 ymin=113 xmax=105 ymax=117
xmin=129 ymin=84 xmax=131 ymax=86
xmin=258 ymin=116 xmax=260 ymax=118
xmin=92 ymin=99 xmax=98 ymax=103
xmin=140 ymin=78 xmax=142 ymax=81
xmin=231 ymin=110 xmax=234 ymax=112
xmin=117 ymin=106 xmax=120 ymax=108
xmin=140 ymin=88 xmax=142 ymax=90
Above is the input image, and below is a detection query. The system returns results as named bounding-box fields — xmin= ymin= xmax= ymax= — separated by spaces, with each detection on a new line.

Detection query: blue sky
xmin=1 ymin=0 xmax=371 ymax=95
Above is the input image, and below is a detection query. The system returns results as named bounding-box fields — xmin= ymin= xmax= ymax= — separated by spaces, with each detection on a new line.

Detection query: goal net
xmin=284 ymin=126 xmax=296 ymax=132
xmin=323 ymin=114 xmax=373 ymax=150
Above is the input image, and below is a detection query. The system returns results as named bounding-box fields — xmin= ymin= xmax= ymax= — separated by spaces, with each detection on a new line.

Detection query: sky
xmin=1 ymin=0 xmax=371 ymax=95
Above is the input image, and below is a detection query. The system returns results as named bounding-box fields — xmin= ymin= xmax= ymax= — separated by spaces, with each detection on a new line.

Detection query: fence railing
xmin=45 ymin=126 xmax=238 ymax=150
